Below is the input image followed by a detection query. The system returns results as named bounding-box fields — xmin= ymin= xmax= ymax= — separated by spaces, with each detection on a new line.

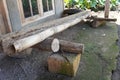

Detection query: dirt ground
xmin=0 ymin=11 xmax=120 ymax=80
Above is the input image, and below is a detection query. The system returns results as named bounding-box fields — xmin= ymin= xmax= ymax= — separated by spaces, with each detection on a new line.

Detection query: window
xmin=42 ymin=0 xmax=53 ymax=12
xmin=22 ymin=0 xmax=39 ymax=18
xmin=17 ymin=0 xmax=55 ymax=24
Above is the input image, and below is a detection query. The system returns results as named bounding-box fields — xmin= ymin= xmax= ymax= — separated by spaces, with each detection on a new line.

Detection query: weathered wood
xmin=33 ymin=38 xmax=60 ymax=52
xmin=33 ymin=38 xmax=84 ymax=54
xmin=87 ymin=15 xmax=117 ymax=21
xmin=94 ymin=17 xmax=117 ymax=21
xmin=0 ymin=0 xmax=12 ymax=33
xmin=47 ymin=52 xmax=81 ymax=76
xmin=0 ymin=14 xmax=6 ymax=34
xmin=59 ymin=40 xmax=84 ymax=54
xmin=88 ymin=16 xmax=117 ymax=27
xmin=92 ymin=20 xmax=106 ymax=28
xmin=0 ymin=11 xmax=90 ymax=56
xmin=88 ymin=16 xmax=117 ymax=22
xmin=13 ymin=16 xmax=87 ymax=53
xmin=104 ymin=0 xmax=110 ymax=18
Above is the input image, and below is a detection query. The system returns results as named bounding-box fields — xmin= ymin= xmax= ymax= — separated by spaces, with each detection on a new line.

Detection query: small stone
xmin=0 ymin=68 xmax=2 ymax=72
xmin=82 ymin=28 xmax=86 ymax=30
xmin=102 ymin=34 xmax=106 ymax=37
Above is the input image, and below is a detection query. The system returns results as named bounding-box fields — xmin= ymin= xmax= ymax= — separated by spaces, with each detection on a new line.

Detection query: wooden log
xmin=88 ymin=16 xmax=117 ymax=22
xmin=104 ymin=0 xmax=110 ymax=18
xmin=59 ymin=40 xmax=84 ymax=54
xmin=89 ymin=16 xmax=117 ymax=28
xmin=13 ymin=12 xmax=89 ymax=53
xmin=92 ymin=20 xmax=106 ymax=28
xmin=33 ymin=38 xmax=84 ymax=54
xmin=33 ymin=38 xmax=60 ymax=52
xmin=0 ymin=11 xmax=90 ymax=56
xmin=94 ymin=17 xmax=117 ymax=21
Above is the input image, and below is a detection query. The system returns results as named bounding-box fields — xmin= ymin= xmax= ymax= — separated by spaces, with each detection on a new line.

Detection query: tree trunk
xmin=104 ymin=0 xmax=110 ymax=18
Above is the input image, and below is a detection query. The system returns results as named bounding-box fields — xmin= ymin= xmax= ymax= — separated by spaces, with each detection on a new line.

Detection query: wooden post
xmin=0 ymin=14 xmax=6 ymax=35
xmin=104 ymin=0 xmax=110 ymax=18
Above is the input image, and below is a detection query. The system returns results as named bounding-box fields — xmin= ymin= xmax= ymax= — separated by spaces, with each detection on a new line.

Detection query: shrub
xmin=64 ymin=0 xmax=119 ymax=11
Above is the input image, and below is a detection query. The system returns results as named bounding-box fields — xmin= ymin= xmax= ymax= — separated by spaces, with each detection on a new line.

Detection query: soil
xmin=0 ymin=11 xmax=120 ymax=80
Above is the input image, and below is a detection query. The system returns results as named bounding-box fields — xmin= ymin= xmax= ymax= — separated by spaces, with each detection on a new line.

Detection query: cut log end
xmin=33 ymin=38 xmax=60 ymax=52
xmin=51 ymin=38 xmax=60 ymax=52
xmin=33 ymin=38 xmax=84 ymax=54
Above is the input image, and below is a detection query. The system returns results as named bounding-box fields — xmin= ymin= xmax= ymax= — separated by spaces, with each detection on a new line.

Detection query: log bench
xmin=0 ymin=11 xmax=90 ymax=56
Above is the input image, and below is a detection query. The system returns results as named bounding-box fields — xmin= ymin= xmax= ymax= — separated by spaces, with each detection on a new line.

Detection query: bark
xmin=59 ymin=40 xmax=84 ymax=54
xmin=34 ymin=38 xmax=84 ymax=54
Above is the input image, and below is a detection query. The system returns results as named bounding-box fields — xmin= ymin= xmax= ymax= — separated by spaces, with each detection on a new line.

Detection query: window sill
xmin=22 ymin=11 xmax=55 ymax=27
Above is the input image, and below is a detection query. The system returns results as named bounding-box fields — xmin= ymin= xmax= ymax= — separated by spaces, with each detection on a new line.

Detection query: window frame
xmin=42 ymin=0 xmax=55 ymax=16
xmin=17 ymin=0 xmax=55 ymax=25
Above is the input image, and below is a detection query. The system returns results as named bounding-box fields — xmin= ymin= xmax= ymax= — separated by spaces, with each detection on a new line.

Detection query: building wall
xmin=6 ymin=0 xmax=64 ymax=32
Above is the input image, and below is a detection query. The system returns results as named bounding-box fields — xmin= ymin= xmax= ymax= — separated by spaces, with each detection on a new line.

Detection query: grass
xmin=74 ymin=22 xmax=119 ymax=80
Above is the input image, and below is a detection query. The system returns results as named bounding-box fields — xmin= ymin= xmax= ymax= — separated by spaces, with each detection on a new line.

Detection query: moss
xmin=58 ymin=53 xmax=80 ymax=77
xmin=59 ymin=62 xmax=74 ymax=76
xmin=74 ymin=22 xmax=119 ymax=80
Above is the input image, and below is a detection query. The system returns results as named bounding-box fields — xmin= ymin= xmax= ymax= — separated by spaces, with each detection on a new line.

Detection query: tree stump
xmin=47 ymin=52 xmax=81 ymax=77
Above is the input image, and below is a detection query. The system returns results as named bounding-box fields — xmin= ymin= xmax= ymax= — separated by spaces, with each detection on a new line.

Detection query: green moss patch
xmin=74 ymin=22 xmax=119 ymax=80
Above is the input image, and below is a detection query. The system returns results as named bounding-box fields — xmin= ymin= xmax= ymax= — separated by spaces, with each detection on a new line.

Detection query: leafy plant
xmin=64 ymin=0 xmax=118 ymax=11
xmin=64 ymin=0 xmax=77 ymax=8
xmin=110 ymin=0 xmax=119 ymax=10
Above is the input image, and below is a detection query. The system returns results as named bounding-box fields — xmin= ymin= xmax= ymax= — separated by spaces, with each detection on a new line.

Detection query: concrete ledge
xmin=47 ymin=52 xmax=81 ymax=77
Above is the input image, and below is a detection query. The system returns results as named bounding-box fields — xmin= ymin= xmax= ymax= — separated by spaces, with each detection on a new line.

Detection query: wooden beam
xmin=94 ymin=17 xmax=117 ymax=21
